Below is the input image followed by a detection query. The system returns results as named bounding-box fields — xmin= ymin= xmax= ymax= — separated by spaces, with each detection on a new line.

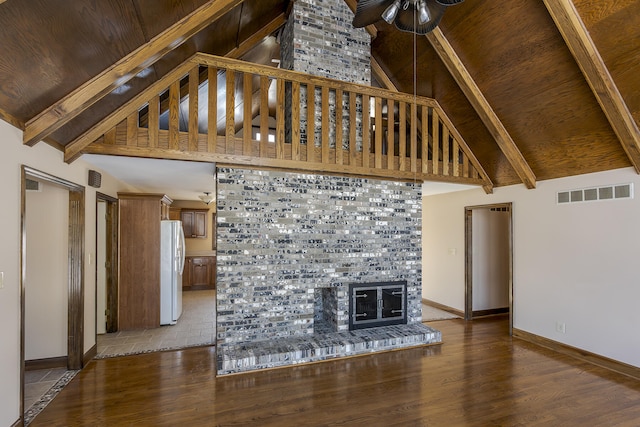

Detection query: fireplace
xmin=349 ymin=281 xmax=407 ymax=330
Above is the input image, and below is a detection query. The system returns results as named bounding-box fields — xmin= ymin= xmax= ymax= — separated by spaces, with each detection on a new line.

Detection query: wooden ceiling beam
xmin=0 ymin=107 xmax=24 ymax=129
xmin=426 ymin=27 xmax=537 ymax=189
xmin=65 ymin=14 xmax=289 ymax=163
xmin=371 ymin=57 xmax=398 ymax=91
xmin=64 ymin=58 xmax=196 ymax=163
xmin=543 ymin=0 xmax=640 ymax=174
xmin=226 ymin=13 xmax=287 ymax=60
xmin=23 ymin=0 xmax=247 ymax=147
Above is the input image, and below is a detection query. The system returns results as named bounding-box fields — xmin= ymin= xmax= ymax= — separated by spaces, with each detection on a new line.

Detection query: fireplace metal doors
xmin=349 ymin=281 xmax=407 ymax=330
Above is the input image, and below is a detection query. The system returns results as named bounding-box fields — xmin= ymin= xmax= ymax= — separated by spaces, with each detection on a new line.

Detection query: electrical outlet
xmin=555 ymin=321 xmax=566 ymax=334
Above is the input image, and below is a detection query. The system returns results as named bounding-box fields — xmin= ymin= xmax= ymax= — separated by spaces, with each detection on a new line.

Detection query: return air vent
xmin=25 ymin=178 xmax=41 ymax=192
xmin=557 ymin=183 xmax=633 ymax=205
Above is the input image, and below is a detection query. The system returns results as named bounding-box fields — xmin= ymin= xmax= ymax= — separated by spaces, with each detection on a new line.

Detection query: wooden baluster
xmin=321 ymin=86 xmax=330 ymax=164
xmin=452 ymin=137 xmax=460 ymax=177
xmin=375 ymin=97 xmax=383 ymax=169
xmin=387 ymin=99 xmax=395 ymax=170
xmin=443 ymin=125 xmax=450 ymax=176
xmin=335 ymin=89 xmax=343 ymax=165
xmin=169 ymin=80 xmax=180 ymax=150
xmin=226 ymin=71 xmax=235 ymax=155
xmin=148 ymin=95 xmax=159 ymax=149
xmin=411 ymin=102 xmax=418 ymax=173
xmin=349 ymin=92 xmax=356 ymax=166
xmin=399 ymin=102 xmax=406 ymax=171
xmin=276 ymin=79 xmax=285 ymax=159
xmin=292 ymin=81 xmax=301 ymax=161
xmin=463 ymin=152 xmax=470 ymax=177
xmin=126 ymin=110 xmax=138 ymax=147
xmin=432 ymin=109 xmax=440 ymax=175
xmin=307 ymin=84 xmax=316 ymax=163
xmin=421 ymin=105 xmax=429 ymax=174
xmin=259 ymin=76 xmax=269 ymax=158
xmin=243 ymin=73 xmax=252 ymax=156
xmin=362 ymin=94 xmax=370 ymax=168
xmin=189 ymin=66 xmax=199 ymax=152
xmin=207 ymin=67 xmax=217 ymax=153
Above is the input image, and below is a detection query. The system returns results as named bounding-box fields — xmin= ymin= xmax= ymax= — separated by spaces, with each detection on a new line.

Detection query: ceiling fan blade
xmin=352 ymin=0 xmax=394 ymax=28
xmin=394 ymin=2 xmax=446 ymax=34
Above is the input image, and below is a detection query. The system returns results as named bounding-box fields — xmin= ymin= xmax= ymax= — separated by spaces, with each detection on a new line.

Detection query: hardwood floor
xmin=31 ymin=316 xmax=640 ymax=426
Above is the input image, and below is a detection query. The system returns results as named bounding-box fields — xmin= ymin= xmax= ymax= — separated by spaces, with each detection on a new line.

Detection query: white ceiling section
xmin=82 ymin=155 xmax=216 ymax=201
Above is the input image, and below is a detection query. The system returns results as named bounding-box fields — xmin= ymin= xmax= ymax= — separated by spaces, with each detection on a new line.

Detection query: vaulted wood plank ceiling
xmin=0 ymin=0 xmax=638 ymax=188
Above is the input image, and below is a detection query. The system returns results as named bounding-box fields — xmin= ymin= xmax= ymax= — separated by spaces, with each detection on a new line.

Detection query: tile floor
xmin=24 ymin=368 xmax=68 ymax=411
xmin=96 ymin=289 xmax=216 ymax=358
xmin=24 ymin=367 xmax=79 ymax=425
xmin=421 ymin=304 xmax=460 ymax=322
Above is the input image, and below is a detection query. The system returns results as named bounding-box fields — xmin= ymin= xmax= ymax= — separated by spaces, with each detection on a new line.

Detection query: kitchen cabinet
xmin=118 ymin=193 xmax=173 ymax=330
xmin=181 ymin=209 xmax=208 ymax=238
xmin=183 ymin=256 xmax=216 ymax=290
xmin=169 ymin=207 xmax=181 ymax=220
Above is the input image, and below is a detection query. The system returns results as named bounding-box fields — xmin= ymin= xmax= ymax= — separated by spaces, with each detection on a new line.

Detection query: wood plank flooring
xmin=30 ymin=316 xmax=640 ymax=426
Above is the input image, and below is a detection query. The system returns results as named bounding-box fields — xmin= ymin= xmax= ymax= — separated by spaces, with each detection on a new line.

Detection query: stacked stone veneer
xmin=280 ymin=0 xmax=371 ymax=84
xmin=280 ymin=0 xmax=370 ymax=149
xmin=216 ymin=167 xmax=423 ymax=349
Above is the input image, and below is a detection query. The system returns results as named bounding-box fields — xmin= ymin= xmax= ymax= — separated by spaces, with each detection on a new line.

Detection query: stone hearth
xmin=217 ymin=323 xmax=441 ymax=375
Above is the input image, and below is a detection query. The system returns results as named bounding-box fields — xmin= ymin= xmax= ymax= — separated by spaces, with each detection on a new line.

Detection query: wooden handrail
xmin=78 ymin=53 xmax=493 ymax=190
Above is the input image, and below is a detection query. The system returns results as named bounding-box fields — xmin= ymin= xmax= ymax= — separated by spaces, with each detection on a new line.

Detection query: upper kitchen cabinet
xmin=181 ymin=209 xmax=208 ymax=239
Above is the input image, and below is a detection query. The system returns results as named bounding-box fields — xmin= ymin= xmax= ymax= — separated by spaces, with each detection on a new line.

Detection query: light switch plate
xmin=0 ymin=272 xmax=4 ymax=289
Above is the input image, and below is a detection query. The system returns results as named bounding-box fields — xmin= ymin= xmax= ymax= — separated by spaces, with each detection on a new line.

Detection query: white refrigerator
xmin=160 ymin=220 xmax=185 ymax=325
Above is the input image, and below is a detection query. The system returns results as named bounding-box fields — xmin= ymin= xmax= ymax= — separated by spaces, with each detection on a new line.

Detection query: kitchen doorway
xmin=464 ymin=203 xmax=513 ymax=333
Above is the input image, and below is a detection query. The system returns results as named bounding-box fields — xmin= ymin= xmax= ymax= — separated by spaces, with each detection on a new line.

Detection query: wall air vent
xmin=557 ymin=183 xmax=633 ymax=205
xmin=25 ymin=178 xmax=41 ymax=192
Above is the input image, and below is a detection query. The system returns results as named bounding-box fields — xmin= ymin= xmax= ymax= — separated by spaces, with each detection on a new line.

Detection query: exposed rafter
xmin=371 ymin=57 xmax=398 ymax=91
xmin=426 ymin=27 xmax=537 ymax=189
xmin=0 ymin=108 xmax=23 ymax=129
xmin=226 ymin=13 xmax=287 ymax=60
xmin=64 ymin=58 xmax=196 ymax=163
xmin=64 ymin=13 xmax=290 ymax=162
xmin=543 ymin=0 xmax=640 ymax=174
xmin=23 ymin=0 xmax=247 ymax=147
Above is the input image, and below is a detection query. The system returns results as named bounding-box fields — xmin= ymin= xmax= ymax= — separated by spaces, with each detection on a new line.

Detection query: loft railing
xmin=82 ymin=53 xmax=492 ymax=188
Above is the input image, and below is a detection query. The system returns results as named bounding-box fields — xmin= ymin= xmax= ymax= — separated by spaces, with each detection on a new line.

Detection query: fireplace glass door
xmin=349 ymin=281 xmax=407 ymax=330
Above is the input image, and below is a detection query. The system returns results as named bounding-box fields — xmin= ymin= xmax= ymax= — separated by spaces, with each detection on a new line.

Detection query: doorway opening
xmin=464 ymin=203 xmax=513 ymax=333
xmin=20 ymin=166 xmax=85 ymax=420
xmin=96 ymin=194 xmax=118 ymax=336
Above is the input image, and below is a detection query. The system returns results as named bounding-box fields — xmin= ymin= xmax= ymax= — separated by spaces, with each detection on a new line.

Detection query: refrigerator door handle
xmin=178 ymin=226 xmax=186 ymax=274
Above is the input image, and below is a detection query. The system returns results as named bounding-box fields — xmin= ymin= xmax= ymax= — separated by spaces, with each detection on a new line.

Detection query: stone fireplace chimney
xmin=279 ymin=0 xmax=371 ymax=85
xmin=214 ymin=1 xmax=442 ymax=375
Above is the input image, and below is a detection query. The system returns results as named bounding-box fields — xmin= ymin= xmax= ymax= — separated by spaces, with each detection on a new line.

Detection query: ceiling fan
xmin=352 ymin=0 xmax=464 ymax=35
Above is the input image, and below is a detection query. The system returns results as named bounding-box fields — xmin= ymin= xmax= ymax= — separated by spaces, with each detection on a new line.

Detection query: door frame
xmin=20 ymin=166 xmax=85 ymax=418
xmin=95 ymin=193 xmax=119 ymax=334
xmin=464 ymin=202 xmax=513 ymax=333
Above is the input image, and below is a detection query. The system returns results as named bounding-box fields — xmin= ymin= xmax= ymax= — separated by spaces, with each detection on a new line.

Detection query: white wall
xmin=25 ymin=181 xmax=69 ymax=360
xmin=472 ymin=208 xmax=510 ymax=311
xmin=422 ymin=167 xmax=640 ymax=367
xmin=96 ymin=201 xmax=107 ymax=335
xmin=0 ymin=119 xmax=131 ymax=426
